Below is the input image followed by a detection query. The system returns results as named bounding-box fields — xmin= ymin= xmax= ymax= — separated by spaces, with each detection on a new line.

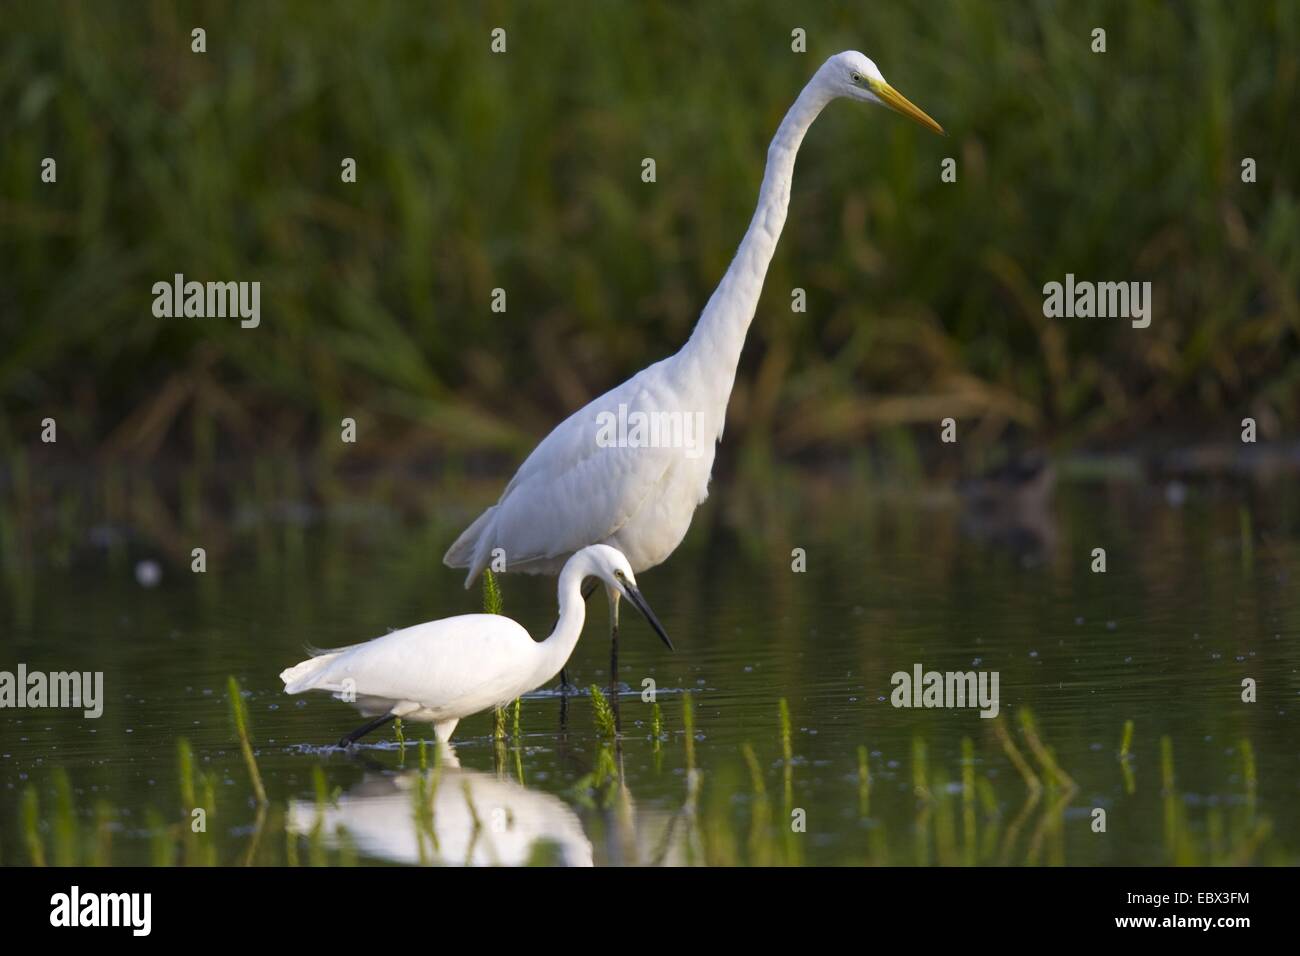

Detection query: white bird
xmin=280 ymin=544 xmax=671 ymax=746
xmin=287 ymin=764 xmax=595 ymax=867
xmin=445 ymin=52 xmax=943 ymax=685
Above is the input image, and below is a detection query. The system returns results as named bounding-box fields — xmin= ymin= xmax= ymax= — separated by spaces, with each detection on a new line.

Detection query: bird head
xmin=819 ymin=50 xmax=944 ymax=136
xmin=583 ymin=544 xmax=674 ymax=651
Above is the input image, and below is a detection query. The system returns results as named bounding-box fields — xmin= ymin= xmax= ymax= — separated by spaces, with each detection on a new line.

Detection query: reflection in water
xmin=287 ymin=746 xmax=592 ymax=866
xmin=958 ymin=453 xmax=1057 ymax=562
xmin=3 ymin=459 xmax=1299 ymax=865
xmin=586 ymin=748 xmax=694 ymax=866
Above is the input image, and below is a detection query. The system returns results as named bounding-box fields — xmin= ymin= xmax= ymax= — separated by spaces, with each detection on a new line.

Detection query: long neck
xmin=675 ymin=78 xmax=831 ymax=411
xmin=533 ymin=562 xmax=591 ymax=685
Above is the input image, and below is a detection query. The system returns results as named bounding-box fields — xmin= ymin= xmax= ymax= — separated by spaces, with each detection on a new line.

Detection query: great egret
xmin=445 ymin=51 xmax=943 ymax=689
xmin=281 ymin=544 xmax=672 ymax=745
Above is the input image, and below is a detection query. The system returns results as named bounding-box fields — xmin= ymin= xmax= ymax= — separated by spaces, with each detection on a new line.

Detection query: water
xmin=2 ymin=464 xmax=1297 ymax=865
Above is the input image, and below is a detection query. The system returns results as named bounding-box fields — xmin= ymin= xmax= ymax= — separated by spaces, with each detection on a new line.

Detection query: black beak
xmin=624 ymin=585 xmax=674 ymax=651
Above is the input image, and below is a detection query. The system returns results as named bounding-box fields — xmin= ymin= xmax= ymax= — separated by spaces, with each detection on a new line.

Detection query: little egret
xmin=445 ymin=51 xmax=943 ymax=688
xmin=281 ymin=544 xmax=672 ymax=745
xmin=287 ymin=765 xmax=595 ymax=866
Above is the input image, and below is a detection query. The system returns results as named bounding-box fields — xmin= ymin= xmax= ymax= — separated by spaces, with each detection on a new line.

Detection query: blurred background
xmin=2 ymin=0 xmax=1297 ymax=479
xmin=0 ymin=1 xmax=1298 ymax=867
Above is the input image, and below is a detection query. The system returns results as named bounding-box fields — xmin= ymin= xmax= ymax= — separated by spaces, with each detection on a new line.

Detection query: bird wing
xmin=306 ymin=614 xmax=535 ymax=708
xmin=445 ymin=359 xmax=694 ymax=581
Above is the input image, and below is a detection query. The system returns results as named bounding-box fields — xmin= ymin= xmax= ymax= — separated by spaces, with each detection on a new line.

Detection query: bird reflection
xmin=287 ymin=744 xmax=592 ymax=866
xmin=957 ymin=452 xmax=1057 ymax=564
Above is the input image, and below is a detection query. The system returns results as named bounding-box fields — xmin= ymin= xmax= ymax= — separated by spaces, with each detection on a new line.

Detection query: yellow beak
xmin=870 ymin=79 xmax=945 ymax=136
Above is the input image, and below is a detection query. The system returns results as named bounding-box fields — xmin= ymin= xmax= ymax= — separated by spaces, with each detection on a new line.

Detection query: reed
xmin=961 ymin=737 xmax=976 ymax=866
xmin=51 ymin=768 xmax=76 ymax=867
xmin=740 ymin=742 xmax=772 ymax=866
xmin=911 ymin=735 xmax=931 ymax=802
xmin=682 ymin=691 xmax=696 ymax=771
xmin=1239 ymin=506 xmax=1254 ymax=574
xmin=309 ymin=766 xmax=329 ymax=867
xmin=90 ymin=801 xmax=114 ymax=867
xmin=857 ymin=744 xmax=871 ymax=818
xmin=1017 ymin=709 xmax=1075 ymax=791
xmin=778 ymin=697 xmax=793 ymax=807
xmin=21 ymin=785 xmax=44 ymax=866
xmin=144 ymin=808 xmax=173 ymax=866
xmin=226 ymin=676 xmax=268 ymax=805
xmin=482 ymin=569 xmax=511 ymax=741
xmin=285 ymin=802 xmax=300 ymax=867
xmin=590 ymin=685 xmax=617 ymax=739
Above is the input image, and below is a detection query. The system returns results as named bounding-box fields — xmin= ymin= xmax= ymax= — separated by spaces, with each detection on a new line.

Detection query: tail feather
xmin=443 ymin=505 xmax=497 ymax=588
xmin=280 ymin=653 xmax=343 ymax=695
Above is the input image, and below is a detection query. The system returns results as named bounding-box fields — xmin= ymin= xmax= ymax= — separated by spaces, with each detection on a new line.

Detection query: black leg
xmin=338 ymin=712 xmax=396 ymax=748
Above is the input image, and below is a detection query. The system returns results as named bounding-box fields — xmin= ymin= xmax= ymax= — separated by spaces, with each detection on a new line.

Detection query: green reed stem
xmin=912 ymin=735 xmax=931 ymax=802
xmin=857 ymin=745 xmax=871 ymax=818
xmin=483 ymin=569 xmax=507 ymax=737
xmin=21 ymin=786 xmax=44 ymax=866
xmin=52 ymin=768 xmax=76 ymax=867
xmin=682 ymin=691 xmax=696 ymax=771
xmin=961 ymin=737 xmax=976 ymax=865
xmin=146 ymin=808 xmax=172 ymax=867
xmin=227 ymin=676 xmax=267 ymax=805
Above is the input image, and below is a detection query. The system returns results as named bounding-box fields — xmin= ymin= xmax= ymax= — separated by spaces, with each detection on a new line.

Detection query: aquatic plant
xmin=590 ymin=685 xmax=617 ymax=739
xmin=226 ymin=675 xmax=267 ymax=805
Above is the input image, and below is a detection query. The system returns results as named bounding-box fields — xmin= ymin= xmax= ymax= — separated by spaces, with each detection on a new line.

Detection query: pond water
xmin=1 ymin=462 xmax=1296 ymax=865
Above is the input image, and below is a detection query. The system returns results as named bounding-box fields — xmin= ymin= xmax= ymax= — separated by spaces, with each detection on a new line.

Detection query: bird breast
xmin=605 ymin=442 xmax=716 ymax=572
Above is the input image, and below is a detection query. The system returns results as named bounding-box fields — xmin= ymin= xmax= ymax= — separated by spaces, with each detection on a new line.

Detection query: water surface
xmin=2 ymin=464 xmax=1296 ymax=865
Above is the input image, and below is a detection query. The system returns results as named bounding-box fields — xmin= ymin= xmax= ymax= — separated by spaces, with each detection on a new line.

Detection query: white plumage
xmin=287 ymin=765 xmax=594 ymax=867
xmin=280 ymin=544 xmax=671 ymax=744
xmin=445 ymin=53 xmax=942 ymax=590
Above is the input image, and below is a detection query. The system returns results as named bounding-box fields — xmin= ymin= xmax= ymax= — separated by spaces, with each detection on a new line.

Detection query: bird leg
xmin=609 ymin=591 xmax=621 ymax=733
xmin=337 ymin=712 xmax=396 ymax=748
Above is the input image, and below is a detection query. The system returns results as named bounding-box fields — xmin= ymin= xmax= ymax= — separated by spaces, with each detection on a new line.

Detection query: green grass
xmin=227 ymin=675 xmax=267 ymax=805
xmin=9 ymin=717 xmax=1289 ymax=866
xmin=1 ymin=2 xmax=1296 ymax=467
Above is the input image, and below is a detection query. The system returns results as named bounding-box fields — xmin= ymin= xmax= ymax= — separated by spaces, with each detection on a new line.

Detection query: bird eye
xmin=614 ymin=569 xmax=625 ymax=579
xmin=851 ymin=72 xmax=863 ymax=84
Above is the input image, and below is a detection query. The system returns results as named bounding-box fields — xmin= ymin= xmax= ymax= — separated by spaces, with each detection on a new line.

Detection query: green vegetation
xmin=2 ymin=2 xmax=1296 ymax=470
xmin=589 ymin=684 xmax=617 ymax=739
xmin=227 ymin=674 xmax=267 ymax=805
xmin=9 ymin=693 xmax=1288 ymax=866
